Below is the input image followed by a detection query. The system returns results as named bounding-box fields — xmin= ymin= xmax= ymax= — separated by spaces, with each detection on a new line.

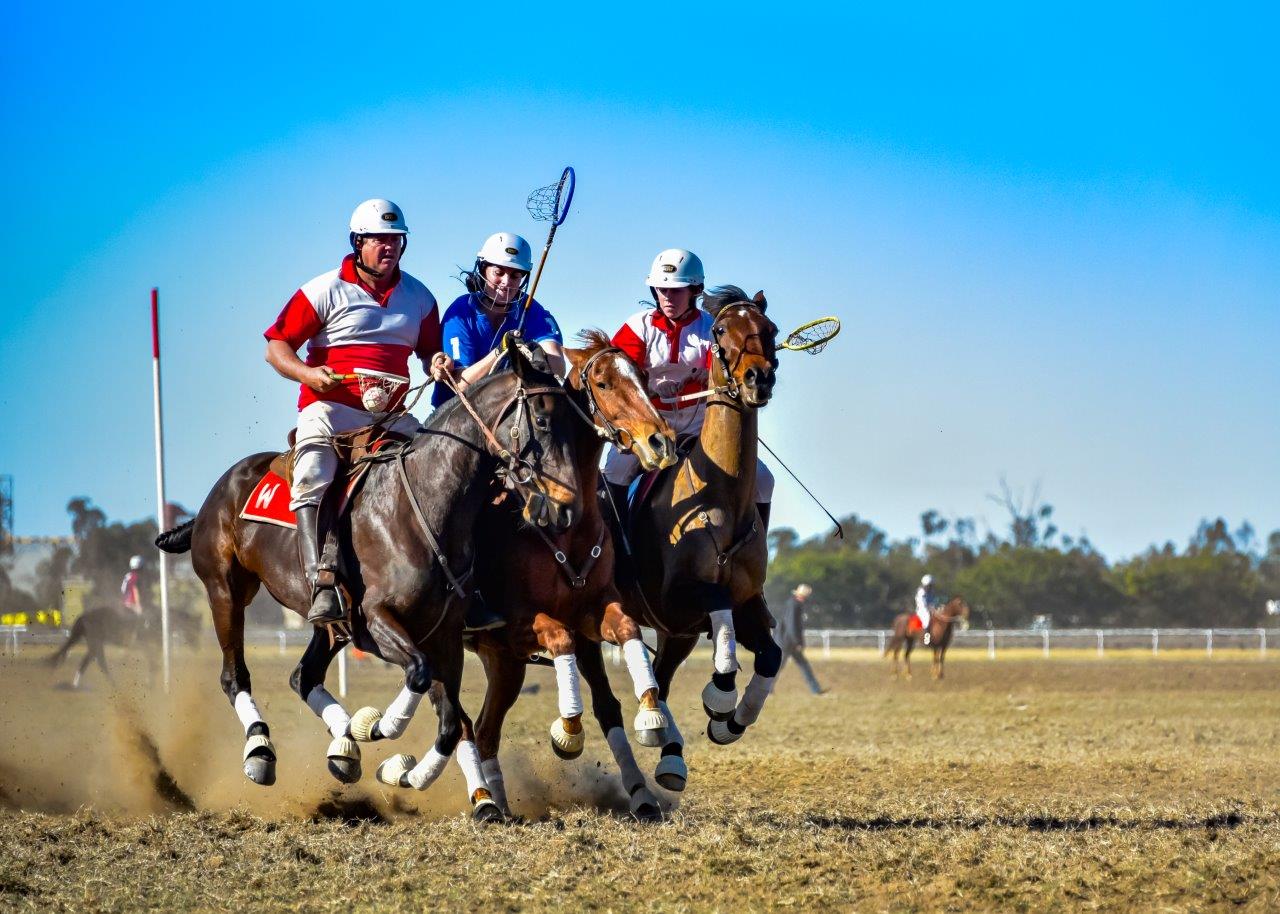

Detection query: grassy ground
xmin=1 ymin=643 xmax=1277 ymax=912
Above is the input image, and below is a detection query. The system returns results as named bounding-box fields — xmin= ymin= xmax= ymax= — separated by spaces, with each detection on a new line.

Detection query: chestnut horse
xmin=336 ymin=333 xmax=678 ymax=819
xmin=156 ymin=343 xmax=582 ymax=821
xmin=886 ymin=597 xmax=971 ymax=680
xmin=622 ymin=286 xmax=782 ymax=793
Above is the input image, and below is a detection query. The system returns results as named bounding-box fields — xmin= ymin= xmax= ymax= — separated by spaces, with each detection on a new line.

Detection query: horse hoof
xmin=376 ymin=754 xmax=415 ymax=788
xmin=549 ymin=719 xmax=585 ymax=760
xmin=700 ymin=681 xmax=736 ymax=722
xmin=242 ymin=734 xmax=277 ymax=787
xmin=633 ymin=707 xmax=668 ymax=747
xmin=654 ymin=755 xmax=687 ymax=792
xmin=629 ymin=787 xmax=663 ymax=823
xmin=326 ymin=736 xmax=362 ymax=784
xmin=472 ymin=798 xmax=505 ymax=825
xmin=635 ymin=727 xmax=665 ymax=748
xmin=707 ymin=718 xmax=744 ymax=746
xmin=349 ymin=707 xmax=383 ymax=742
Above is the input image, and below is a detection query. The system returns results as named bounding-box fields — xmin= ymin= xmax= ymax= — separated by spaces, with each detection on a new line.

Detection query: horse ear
xmin=563 ymin=347 xmax=587 ymax=389
xmin=507 ymin=334 xmax=534 ymax=381
xmin=753 ymin=290 xmax=768 ymax=313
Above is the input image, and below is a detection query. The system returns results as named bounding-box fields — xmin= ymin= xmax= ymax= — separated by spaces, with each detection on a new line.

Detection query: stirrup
xmin=306 ymin=583 xmax=346 ymax=626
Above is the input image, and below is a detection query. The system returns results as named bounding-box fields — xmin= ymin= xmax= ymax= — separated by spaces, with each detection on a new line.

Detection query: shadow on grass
xmin=783 ymin=812 xmax=1259 ymax=832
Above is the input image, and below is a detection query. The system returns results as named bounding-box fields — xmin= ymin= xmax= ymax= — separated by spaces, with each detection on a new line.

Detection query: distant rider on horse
xmin=430 ymin=232 xmax=565 ymax=409
xmin=121 ymin=555 xmax=144 ymax=617
xmin=603 ymin=249 xmax=774 ymax=530
xmin=264 ymin=199 xmax=440 ymax=626
xmin=915 ymin=574 xmax=939 ymax=645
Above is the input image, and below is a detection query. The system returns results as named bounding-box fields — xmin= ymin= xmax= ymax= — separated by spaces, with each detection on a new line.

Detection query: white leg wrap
xmin=481 ymin=758 xmax=507 ymax=809
xmin=234 ymin=691 xmax=265 ymax=736
xmin=709 ymin=609 xmax=739 ymax=674
xmin=622 ymin=639 xmax=659 ymax=700
xmin=406 ymin=746 xmax=451 ymax=791
xmin=454 ymin=740 xmax=489 ymax=796
xmin=553 ymin=653 xmax=584 ymax=719
xmin=606 ymin=727 xmax=646 ymax=794
xmin=659 ymin=701 xmax=685 ymax=748
xmin=378 ymin=686 xmax=425 ymax=739
xmin=305 ymin=686 xmax=351 ymax=739
xmin=732 ymin=673 xmax=776 ymax=728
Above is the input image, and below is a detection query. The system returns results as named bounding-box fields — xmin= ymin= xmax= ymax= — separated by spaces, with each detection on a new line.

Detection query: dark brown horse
xmin=623 ymin=286 xmax=782 ymax=793
xmin=47 ymin=605 xmax=201 ymax=688
xmin=341 ymin=333 xmax=678 ymax=819
xmin=156 ymin=343 xmax=582 ymax=820
xmin=886 ymin=597 xmax=971 ymax=680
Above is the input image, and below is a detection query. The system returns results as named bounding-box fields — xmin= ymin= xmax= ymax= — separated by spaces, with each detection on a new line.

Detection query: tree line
xmin=766 ymin=486 xmax=1280 ymax=629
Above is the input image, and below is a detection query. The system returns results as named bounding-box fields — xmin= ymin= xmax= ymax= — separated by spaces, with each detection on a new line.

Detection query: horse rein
xmin=438 ymin=371 xmax=570 ymax=502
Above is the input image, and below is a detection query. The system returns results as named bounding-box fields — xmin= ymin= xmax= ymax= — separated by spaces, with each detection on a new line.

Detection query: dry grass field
xmin=1 ymin=642 xmax=1277 ymax=912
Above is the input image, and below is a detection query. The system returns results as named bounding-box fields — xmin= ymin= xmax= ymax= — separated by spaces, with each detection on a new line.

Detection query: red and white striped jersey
xmin=611 ymin=307 xmax=714 ymax=410
xmin=264 ymin=255 xmax=441 ymax=411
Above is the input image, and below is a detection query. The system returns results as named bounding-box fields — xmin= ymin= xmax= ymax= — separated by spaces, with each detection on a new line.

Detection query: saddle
xmin=270 ymin=425 xmax=410 ymax=489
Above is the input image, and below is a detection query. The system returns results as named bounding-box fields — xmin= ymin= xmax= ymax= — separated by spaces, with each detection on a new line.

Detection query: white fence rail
xmin=2 ymin=624 xmax=1274 ymax=663
xmin=804 ymin=627 xmax=1272 ymax=659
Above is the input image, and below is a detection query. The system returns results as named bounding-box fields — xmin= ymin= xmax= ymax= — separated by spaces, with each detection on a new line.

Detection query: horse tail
xmin=155 ymin=519 xmax=195 ymax=554
xmin=47 ymin=617 xmax=86 ymax=668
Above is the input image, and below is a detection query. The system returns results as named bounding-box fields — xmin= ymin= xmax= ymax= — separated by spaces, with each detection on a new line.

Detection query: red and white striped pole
xmin=151 ymin=288 xmax=172 ymax=692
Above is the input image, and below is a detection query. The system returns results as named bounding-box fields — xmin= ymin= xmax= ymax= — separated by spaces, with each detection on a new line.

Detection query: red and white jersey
xmin=120 ymin=570 xmax=141 ymax=609
xmin=264 ymin=255 xmax=442 ymax=411
xmin=611 ymin=307 xmax=714 ymax=411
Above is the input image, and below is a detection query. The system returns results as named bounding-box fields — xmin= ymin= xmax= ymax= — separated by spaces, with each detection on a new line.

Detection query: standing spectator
xmin=776 ymin=583 xmax=826 ymax=695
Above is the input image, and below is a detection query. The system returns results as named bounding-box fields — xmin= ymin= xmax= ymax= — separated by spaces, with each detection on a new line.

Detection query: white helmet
xmin=349 ymin=198 xmax=409 ymax=235
xmin=646 ymin=248 xmax=704 ymax=288
xmin=921 ymin=574 xmax=934 ymax=587
xmin=477 ymin=232 xmax=532 ymax=273
xmin=130 ymin=555 xmax=143 ymax=570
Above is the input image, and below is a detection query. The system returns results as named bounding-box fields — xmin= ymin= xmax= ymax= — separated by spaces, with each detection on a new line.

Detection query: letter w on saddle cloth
xmin=239 ymin=429 xmax=407 ymax=529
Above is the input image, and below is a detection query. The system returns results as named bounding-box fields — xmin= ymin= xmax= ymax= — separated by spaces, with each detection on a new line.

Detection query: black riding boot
xmin=606 ymin=482 xmax=636 ymax=588
xmin=464 ymin=591 xmax=506 ymax=632
xmin=296 ymin=504 xmax=343 ymax=625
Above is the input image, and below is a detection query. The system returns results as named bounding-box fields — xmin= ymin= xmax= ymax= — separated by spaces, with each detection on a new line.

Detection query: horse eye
xmin=713 ymin=326 xmax=724 ymax=336
xmin=534 ymin=417 xmax=550 ymax=431
xmin=596 ymin=381 xmax=607 ymax=390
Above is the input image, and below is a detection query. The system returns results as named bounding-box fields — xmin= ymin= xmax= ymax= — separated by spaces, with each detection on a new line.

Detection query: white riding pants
xmin=601 ymin=403 xmax=774 ymax=502
xmin=289 ymin=400 xmax=421 ymax=510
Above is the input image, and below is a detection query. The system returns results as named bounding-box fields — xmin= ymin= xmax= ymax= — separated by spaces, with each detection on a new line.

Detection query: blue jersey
xmin=432 ymin=294 xmax=563 ymax=407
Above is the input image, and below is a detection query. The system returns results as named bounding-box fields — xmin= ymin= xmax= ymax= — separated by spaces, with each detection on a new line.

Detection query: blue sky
xmin=2 ymin=3 xmax=1276 ymax=559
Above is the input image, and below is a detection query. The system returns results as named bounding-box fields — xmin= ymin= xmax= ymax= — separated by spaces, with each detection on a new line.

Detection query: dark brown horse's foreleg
xmin=650 ymin=633 xmax=697 ymax=791
xmin=708 ymin=598 xmax=782 ymax=746
xmin=578 ymin=641 xmax=662 ymax=820
xmin=289 ymin=629 xmax=361 ymax=784
xmin=473 ymin=646 xmax=527 ymax=814
xmin=350 ymin=604 xmax=435 ymax=743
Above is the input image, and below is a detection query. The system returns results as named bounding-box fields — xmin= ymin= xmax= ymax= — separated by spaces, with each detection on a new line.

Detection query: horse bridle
xmin=571 ymin=346 xmax=639 ymax=451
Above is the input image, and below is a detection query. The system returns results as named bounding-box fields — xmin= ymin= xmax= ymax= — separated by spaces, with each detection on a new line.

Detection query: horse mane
xmin=575 ymin=328 xmax=614 ymax=356
xmin=702 ymin=285 xmax=751 ymax=316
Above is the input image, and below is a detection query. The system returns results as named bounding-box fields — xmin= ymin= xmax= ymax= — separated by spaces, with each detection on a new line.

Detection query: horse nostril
xmin=649 ymin=433 xmax=669 ymax=455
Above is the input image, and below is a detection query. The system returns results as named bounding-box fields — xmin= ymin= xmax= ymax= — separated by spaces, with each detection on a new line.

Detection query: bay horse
xmin=328 ymin=333 xmax=677 ymax=819
xmin=622 ymin=286 xmax=782 ymax=793
xmin=886 ymin=597 xmax=971 ymax=680
xmin=47 ymin=605 xmax=201 ymax=688
xmin=156 ymin=343 xmax=582 ymax=821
